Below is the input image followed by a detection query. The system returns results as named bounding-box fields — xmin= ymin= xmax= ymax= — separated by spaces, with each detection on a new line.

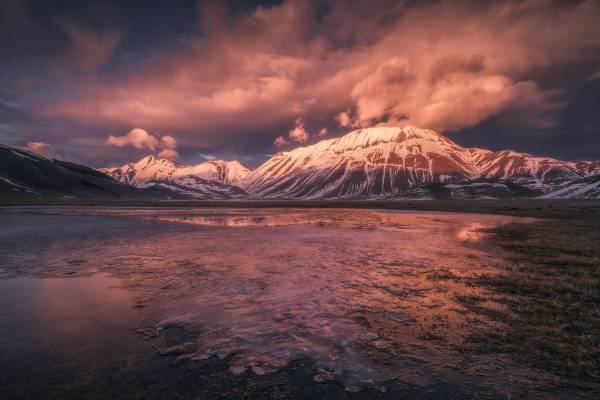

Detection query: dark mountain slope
xmin=0 ymin=144 xmax=183 ymax=200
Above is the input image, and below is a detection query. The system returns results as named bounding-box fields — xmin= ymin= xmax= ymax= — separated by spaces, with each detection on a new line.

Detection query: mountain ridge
xmin=3 ymin=126 xmax=599 ymax=200
xmin=99 ymin=156 xmax=250 ymax=199
xmin=0 ymin=144 xmax=183 ymax=199
xmin=240 ymin=126 xmax=599 ymax=199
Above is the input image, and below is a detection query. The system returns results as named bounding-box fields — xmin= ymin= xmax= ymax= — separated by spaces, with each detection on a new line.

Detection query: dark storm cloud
xmin=1 ymin=0 xmax=599 ymax=167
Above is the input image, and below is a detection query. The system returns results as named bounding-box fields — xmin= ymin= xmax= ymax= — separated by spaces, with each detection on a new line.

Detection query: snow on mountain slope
xmin=242 ymin=126 xmax=482 ymax=199
xmin=539 ymin=174 xmax=600 ymax=199
xmin=97 ymin=127 xmax=599 ymax=200
xmin=241 ymin=126 xmax=599 ymax=199
xmin=99 ymin=156 xmax=250 ymax=199
xmin=101 ymin=156 xmax=250 ymax=185
xmin=471 ymin=149 xmax=585 ymax=190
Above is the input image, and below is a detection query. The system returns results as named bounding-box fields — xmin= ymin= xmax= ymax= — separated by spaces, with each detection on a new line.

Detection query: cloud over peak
xmin=107 ymin=128 xmax=180 ymax=159
xmin=107 ymin=128 xmax=159 ymax=150
xmin=274 ymin=119 xmax=328 ymax=148
xmin=157 ymin=149 xmax=180 ymax=160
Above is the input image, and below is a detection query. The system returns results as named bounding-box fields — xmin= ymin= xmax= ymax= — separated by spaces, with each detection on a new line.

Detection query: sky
xmin=1 ymin=0 xmax=599 ymax=168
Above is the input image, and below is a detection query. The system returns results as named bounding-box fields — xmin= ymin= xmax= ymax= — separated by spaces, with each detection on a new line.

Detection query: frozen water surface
xmin=0 ymin=207 xmax=563 ymax=398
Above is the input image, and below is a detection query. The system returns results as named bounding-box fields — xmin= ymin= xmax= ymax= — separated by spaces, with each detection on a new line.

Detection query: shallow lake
xmin=0 ymin=207 xmax=563 ymax=399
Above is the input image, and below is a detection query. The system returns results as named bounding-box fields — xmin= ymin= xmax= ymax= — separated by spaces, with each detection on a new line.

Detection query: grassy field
xmin=469 ymin=213 xmax=600 ymax=389
xmin=1 ymin=196 xmax=599 ymax=218
xmin=422 ymin=207 xmax=600 ymax=392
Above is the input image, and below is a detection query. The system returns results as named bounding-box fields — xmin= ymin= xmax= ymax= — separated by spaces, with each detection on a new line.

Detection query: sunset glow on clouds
xmin=23 ymin=142 xmax=59 ymax=159
xmin=107 ymin=129 xmax=160 ymax=151
xmin=274 ymin=119 xmax=330 ymax=148
xmin=107 ymin=129 xmax=180 ymax=159
xmin=1 ymin=0 xmax=600 ymax=165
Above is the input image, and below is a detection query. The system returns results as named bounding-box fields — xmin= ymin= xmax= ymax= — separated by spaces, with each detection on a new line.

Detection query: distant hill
xmin=0 ymin=144 xmax=185 ymax=200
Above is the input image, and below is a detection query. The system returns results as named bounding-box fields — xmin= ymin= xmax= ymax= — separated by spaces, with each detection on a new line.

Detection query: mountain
xmin=240 ymin=126 xmax=600 ymax=199
xmin=99 ymin=156 xmax=250 ymax=199
xmin=3 ymin=126 xmax=598 ymax=201
xmin=0 ymin=144 xmax=183 ymax=200
xmin=539 ymin=174 xmax=600 ymax=199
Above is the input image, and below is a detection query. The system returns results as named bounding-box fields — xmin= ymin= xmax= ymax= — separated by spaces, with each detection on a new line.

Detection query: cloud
xmin=106 ymin=128 xmax=159 ymax=150
xmin=349 ymin=56 xmax=555 ymax=132
xmin=586 ymin=71 xmax=600 ymax=82
xmin=160 ymin=135 xmax=177 ymax=150
xmin=53 ymin=20 xmax=121 ymax=75
xmin=158 ymin=149 xmax=180 ymax=160
xmin=24 ymin=142 xmax=59 ymax=159
xmin=274 ymin=118 xmax=318 ymax=148
xmin=106 ymin=128 xmax=182 ymax=159
xmin=273 ymin=135 xmax=287 ymax=148
xmin=336 ymin=111 xmax=353 ymax=128
xmin=288 ymin=118 xmax=309 ymax=143
xmin=38 ymin=0 xmax=600 ymax=144
xmin=199 ymin=153 xmax=217 ymax=160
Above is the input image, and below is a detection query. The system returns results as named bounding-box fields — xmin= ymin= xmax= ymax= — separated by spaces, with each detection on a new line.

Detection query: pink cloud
xmin=287 ymin=118 xmax=309 ymax=143
xmin=106 ymin=129 xmax=182 ymax=159
xmin=158 ymin=149 xmax=180 ymax=160
xmin=336 ymin=111 xmax=353 ymax=128
xmin=160 ymin=135 xmax=177 ymax=150
xmin=23 ymin=142 xmax=59 ymax=159
xmin=349 ymin=57 xmax=555 ymax=132
xmin=42 ymin=0 xmax=600 ymax=142
xmin=273 ymin=120 xmax=330 ymax=147
xmin=273 ymin=135 xmax=287 ymax=148
xmin=107 ymin=128 xmax=159 ymax=150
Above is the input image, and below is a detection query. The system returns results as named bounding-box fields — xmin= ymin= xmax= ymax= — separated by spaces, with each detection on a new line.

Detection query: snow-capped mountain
xmin=99 ymin=156 xmax=250 ymax=199
xmin=471 ymin=149 xmax=591 ymax=190
xmin=95 ymin=127 xmax=599 ymax=200
xmin=240 ymin=126 xmax=600 ymax=199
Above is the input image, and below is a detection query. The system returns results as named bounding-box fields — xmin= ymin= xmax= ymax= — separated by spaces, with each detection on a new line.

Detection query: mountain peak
xmin=100 ymin=155 xmax=251 ymax=189
xmin=344 ymin=125 xmax=448 ymax=144
xmin=241 ymin=124 xmax=600 ymax=199
xmin=133 ymin=154 xmax=182 ymax=169
xmin=94 ymin=125 xmax=600 ymax=200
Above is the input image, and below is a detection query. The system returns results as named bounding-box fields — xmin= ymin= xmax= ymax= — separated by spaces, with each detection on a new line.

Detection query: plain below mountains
xmin=2 ymin=126 xmax=600 ymax=200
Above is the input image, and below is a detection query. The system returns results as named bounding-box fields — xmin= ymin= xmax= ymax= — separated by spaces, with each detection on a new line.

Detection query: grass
xmin=1 ymin=197 xmax=599 ymax=220
xmin=457 ymin=211 xmax=600 ymax=388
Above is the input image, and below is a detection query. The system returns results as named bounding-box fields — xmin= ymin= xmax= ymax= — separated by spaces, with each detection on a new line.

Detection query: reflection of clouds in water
xmin=1 ymin=207 xmax=534 ymax=394
xmin=456 ymin=223 xmax=491 ymax=241
xmin=158 ymin=216 xmax=270 ymax=227
xmin=0 ymin=273 xmax=136 ymax=372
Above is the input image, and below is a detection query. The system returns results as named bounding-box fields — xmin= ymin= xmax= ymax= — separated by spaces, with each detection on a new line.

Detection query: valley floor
xmin=0 ymin=199 xmax=599 ymax=399
xmin=1 ymin=196 xmax=599 ymax=217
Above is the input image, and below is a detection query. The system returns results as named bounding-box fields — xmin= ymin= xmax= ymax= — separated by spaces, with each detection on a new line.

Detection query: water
xmin=0 ymin=273 xmax=143 ymax=397
xmin=0 ymin=207 xmax=560 ymax=398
